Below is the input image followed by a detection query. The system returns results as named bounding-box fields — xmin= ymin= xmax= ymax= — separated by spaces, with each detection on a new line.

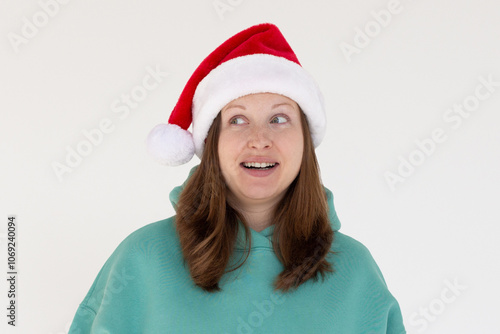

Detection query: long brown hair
xmin=175 ymin=108 xmax=334 ymax=292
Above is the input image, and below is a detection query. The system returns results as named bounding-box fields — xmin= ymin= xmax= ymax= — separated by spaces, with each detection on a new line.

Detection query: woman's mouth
xmin=240 ymin=162 xmax=279 ymax=177
xmin=241 ymin=162 xmax=278 ymax=170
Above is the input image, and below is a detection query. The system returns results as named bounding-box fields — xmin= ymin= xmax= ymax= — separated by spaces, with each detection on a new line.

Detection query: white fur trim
xmin=146 ymin=123 xmax=195 ymax=166
xmin=192 ymin=54 xmax=326 ymax=159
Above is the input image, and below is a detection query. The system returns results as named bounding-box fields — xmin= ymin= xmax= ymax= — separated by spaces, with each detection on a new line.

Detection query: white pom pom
xmin=146 ymin=123 xmax=195 ymax=166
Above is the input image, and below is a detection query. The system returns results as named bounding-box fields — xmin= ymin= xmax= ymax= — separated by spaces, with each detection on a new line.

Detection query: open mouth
xmin=241 ymin=162 xmax=279 ymax=170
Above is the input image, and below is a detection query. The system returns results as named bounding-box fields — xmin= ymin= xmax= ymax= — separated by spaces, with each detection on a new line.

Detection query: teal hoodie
xmin=69 ymin=165 xmax=406 ymax=333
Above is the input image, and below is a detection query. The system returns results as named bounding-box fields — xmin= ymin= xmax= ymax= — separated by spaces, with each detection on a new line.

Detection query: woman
xmin=69 ymin=23 xmax=406 ymax=333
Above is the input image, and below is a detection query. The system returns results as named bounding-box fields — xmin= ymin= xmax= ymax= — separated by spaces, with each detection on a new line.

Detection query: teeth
xmin=243 ymin=162 xmax=276 ymax=168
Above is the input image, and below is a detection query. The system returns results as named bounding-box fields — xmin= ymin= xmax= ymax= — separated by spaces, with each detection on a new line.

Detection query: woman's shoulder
xmin=70 ymin=216 xmax=184 ymax=332
xmin=98 ymin=216 xmax=181 ymax=271
xmin=332 ymin=231 xmax=372 ymax=255
xmin=325 ymin=232 xmax=405 ymax=333
xmin=329 ymin=231 xmax=387 ymax=283
xmin=78 ymin=216 xmax=182 ymax=302
xmin=117 ymin=216 xmax=178 ymax=249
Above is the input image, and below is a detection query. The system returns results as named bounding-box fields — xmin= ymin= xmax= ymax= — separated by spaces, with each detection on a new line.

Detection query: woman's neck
xmin=242 ymin=206 xmax=274 ymax=232
xmin=227 ymin=194 xmax=281 ymax=232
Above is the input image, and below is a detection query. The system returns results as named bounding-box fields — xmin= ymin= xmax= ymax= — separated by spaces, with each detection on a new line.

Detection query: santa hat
xmin=147 ymin=23 xmax=326 ymax=166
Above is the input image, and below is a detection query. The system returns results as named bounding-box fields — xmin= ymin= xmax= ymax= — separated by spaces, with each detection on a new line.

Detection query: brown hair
xmin=175 ymin=109 xmax=334 ymax=292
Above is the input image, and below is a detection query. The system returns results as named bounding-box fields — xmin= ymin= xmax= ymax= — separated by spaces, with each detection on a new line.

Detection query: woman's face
xmin=218 ymin=93 xmax=304 ymax=209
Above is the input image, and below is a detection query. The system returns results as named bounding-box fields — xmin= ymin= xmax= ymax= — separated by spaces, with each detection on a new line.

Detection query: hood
xmin=169 ymin=165 xmax=341 ymax=249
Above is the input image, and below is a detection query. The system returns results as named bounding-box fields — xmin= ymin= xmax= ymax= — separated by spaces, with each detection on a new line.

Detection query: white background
xmin=1 ymin=0 xmax=499 ymax=333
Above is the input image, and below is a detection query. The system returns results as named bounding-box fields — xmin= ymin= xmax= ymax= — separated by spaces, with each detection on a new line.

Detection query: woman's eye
xmin=270 ymin=116 xmax=288 ymax=124
xmin=229 ymin=117 xmax=245 ymax=125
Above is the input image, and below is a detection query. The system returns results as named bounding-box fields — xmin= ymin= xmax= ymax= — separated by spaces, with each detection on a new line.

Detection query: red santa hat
xmin=147 ymin=23 xmax=326 ymax=166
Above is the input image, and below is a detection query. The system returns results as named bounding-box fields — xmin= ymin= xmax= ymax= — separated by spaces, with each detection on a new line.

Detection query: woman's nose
xmin=247 ymin=126 xmax=272 ymax=149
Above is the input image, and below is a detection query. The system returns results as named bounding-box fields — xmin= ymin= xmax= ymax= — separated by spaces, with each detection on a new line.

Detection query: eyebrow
xmin=224 ymin=104 xmax=246 ymax=111
xmin=271 ymin=102 xmax=294 ymax=109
